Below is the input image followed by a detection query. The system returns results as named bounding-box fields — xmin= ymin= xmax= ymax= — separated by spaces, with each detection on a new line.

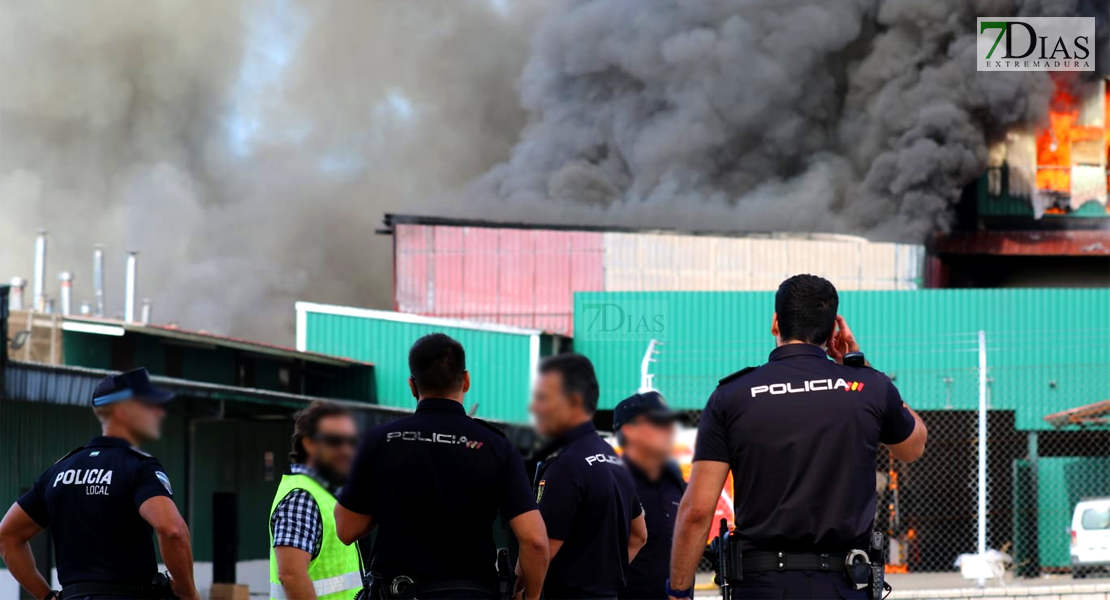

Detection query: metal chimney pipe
xmin=93 ymin=245 xmax=106 ymax=317
xmin=33 ymin=230 xmax=47 ymax=312
xmin=140 ymin=298 xmax=153 ymax=325
xmin=58 ymin=271 xmax=75 ymax=316
xmin=9 ymin=277 xmax=26 ymax=310
xmin=79 ymin=302 xmax=92 ymax=316
xmin=124 ymin=252 xmax=138 ymax=323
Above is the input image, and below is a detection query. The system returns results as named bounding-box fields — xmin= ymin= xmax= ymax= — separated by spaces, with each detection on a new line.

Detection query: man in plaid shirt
xmin=270 ymin=401 xmax=361 ymax=600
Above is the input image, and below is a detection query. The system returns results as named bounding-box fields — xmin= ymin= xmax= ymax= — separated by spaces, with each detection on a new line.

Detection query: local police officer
xmin=530 ymin=353 xmax=647 ymax=600
xmin=334 ymin=333 xmax=550 ymax=600
xmin=0 ymin=367 xmax=198 ymax=600
xmin=668 ymin=275 xmax=928 ymax=600
xmin=613 ymin=391 xmax=685 ymax=600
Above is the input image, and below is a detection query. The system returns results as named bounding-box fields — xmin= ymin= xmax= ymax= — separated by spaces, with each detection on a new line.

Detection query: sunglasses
xmin=313 ymin=434 xmax=358 ymax=448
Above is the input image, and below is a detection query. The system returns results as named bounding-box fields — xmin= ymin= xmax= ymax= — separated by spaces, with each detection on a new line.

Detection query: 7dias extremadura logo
xmin=977 ymin=17 xmax=1094 ymax=71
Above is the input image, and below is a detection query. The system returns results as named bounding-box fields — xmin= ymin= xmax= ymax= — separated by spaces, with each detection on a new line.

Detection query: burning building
xmin=932 ymin=77 xmax=1110 ymax=288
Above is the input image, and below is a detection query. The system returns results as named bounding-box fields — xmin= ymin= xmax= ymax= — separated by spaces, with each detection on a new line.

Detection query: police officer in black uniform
xmin=529 ymin=354 xmax=647 ymax=600
xmin=613 ymin=391 xmax=686 ymax=600
xmin=335 ymin=333 xmax=550 ymax=600
xmin=668 ymin=275 xmax=928 ymax=600
xmin=0 ymin=368 xmax=198 ymax=600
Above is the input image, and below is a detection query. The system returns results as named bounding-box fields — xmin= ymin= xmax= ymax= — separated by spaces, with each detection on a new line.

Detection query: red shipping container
xmin=393 ymin=223 xmax=604 ymax=335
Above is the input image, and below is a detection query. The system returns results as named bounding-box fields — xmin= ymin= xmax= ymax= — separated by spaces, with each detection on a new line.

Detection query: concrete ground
xmin=694 ymin=569 xmax=1109 ymax=595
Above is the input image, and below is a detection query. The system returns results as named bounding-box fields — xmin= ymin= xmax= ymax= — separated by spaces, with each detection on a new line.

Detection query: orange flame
xmin=1034 ymin=88 xmax=1105 ymax=195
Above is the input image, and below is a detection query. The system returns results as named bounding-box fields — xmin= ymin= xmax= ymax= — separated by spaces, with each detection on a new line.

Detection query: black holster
xmin=867 ymin=531 xmax=891 ymax=600
xmin=709 ymin=519 xmax=742 ymax=600
xmin=496 ymin=548 xmax=515 ymax=600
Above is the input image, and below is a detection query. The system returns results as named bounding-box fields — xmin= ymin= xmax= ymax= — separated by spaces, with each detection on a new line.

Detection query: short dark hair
xmin=775 ymin=274 xmax=839 ymax=345
xmin=409 ymin=333 xmax=467 ymax=397
xmin=539 ymin=353 xmax=599 ymax=414
xmin=289 ymin=400 xmax=354 ymax=463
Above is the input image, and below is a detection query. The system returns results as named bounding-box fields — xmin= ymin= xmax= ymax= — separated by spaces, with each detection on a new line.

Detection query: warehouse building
xmin=296 ymin=301 xmax=569 ymax=425
xmin=379 ymin=213 xmax=926 ymax=336
xmin=1 ymin=288 xmax=539 ymax=596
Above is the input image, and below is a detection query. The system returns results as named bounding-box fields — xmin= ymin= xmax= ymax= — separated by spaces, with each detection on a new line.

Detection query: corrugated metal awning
xmin=4 ymin=360 xmax=387 ymax=409
xmin=2 ymin=360 xmax=540 ymax=450
xmin=934 ymin=230 xmax=1110 ymax=256
xmin=1043 ymin=399 xmax=1110 ymax=427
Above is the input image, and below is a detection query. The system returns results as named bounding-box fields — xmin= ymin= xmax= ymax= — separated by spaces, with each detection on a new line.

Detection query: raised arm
xmin=886 ymin=403 xmax=927 ymax=463
xmin=334 ymin=504 xmax=376 ymax=545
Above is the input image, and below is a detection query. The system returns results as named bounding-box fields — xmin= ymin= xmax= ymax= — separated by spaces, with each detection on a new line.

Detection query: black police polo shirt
xmin=694 ymin=344 xmax=916 ymax=553
xmin=17 ymin=436 xmax=174 ymax=586
xmin=338 ymin=398 xmax=537 ymax=581
xmin=622 ymin=461 xmax=685 ymax=600
xmin=534 ymin=422 xmax=643 ymax=599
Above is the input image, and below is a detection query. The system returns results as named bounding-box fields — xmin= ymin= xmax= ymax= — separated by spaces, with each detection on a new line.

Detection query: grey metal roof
xmin=4 ymin=359 xmax=385 ymax=408
xmin=2 ymin=360 xmax=540 ymax=450
xmin=60 ymin=316 xmax=371 ymax=368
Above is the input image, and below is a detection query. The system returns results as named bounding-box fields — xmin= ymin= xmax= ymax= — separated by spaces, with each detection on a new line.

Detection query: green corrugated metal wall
xmin=574 ymin=289 xmax=1110 ymax=431
xmin=1034 ymin=456 xmax=1110 ymax=567
xmin=191 ymin=420 xmax=293 ymax=562
xmin=302 ymin=312 xmax=541 ymax=422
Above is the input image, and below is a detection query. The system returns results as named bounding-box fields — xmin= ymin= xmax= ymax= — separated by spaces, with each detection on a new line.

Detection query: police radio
xmin=844 ymin=351 xmax=866 ymax=368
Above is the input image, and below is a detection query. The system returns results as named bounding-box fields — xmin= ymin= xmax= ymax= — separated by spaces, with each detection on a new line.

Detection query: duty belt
xmin=60 ymin=581 xmax=170 ymax=599
xmin=371 ymin=574 xmax=501 ymax=599
xmin=743 ymin=550 xmax=852 ymax=573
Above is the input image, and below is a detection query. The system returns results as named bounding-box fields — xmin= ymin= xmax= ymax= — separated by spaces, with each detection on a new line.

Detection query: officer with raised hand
xmin=0 ymin=367 xmax=198 ymax=600
xmin=335 ymin=333 xmax=549 ymax=600
xmin=530 ymin=353 xmax=648 ymax=600
xmin=668 ymin=275 xmax=928 ymax=600
xmin=613 ymin=391 xmax=685 ymax=600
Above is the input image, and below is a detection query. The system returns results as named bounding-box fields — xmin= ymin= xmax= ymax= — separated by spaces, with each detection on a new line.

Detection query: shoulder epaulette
xmin=473 ymin=418 xmax=507 ymax=438
xmin=127 ymin=446 xmax=154 ymax=458
xmin=718 ymin=366 xmax=758 ymax=386
xmin=54 ymin=446 xmax=85 ymax=465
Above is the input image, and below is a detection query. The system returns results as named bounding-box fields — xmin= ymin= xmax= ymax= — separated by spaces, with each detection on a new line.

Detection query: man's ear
xmin=771 ymin=313 xmax=780 ymax=338
xmin=569 ymin=391 xmax=584 ymax=413
xmin=461 ymin=371 xmax=471 ymax=393
xmin=408 ymin=377 xmax=419 ymax=400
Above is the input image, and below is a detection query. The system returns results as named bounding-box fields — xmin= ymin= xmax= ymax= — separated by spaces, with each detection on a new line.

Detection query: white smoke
xmin=0 ymin=0 xmax=543 ymax=341
xmin=2 ymin=0 xmax=1105 ymax=342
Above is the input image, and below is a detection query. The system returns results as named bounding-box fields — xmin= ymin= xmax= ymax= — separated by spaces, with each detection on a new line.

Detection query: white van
xmin=1072 ymin=497 xmax=1110 ymax=578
